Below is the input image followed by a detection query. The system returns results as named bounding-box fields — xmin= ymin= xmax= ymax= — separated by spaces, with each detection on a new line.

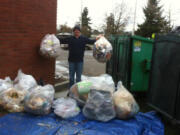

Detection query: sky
xmin=57 ymin=0 xmax=180 ymax=32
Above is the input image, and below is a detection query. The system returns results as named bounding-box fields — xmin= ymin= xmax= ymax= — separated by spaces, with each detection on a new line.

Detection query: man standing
xmin=58 ymin=25 xmax=100 ymax=88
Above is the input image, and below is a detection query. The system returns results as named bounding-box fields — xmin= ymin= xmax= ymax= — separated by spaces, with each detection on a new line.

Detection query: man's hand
xmin=96 ymin=34 xmax=104 ymax=40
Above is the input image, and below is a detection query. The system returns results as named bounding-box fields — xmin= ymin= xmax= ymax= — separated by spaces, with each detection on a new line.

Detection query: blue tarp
xmin=0 ymin=111 xmax=164 ymax=135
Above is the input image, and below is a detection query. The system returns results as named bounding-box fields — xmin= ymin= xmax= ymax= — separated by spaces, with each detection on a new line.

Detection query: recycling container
xmin=148 ymin=33 xmax=180 ymax=123
xmin=106 ymin=35 xmax=153 ymax=92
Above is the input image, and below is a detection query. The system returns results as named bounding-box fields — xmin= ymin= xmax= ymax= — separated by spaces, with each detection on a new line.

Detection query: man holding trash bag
xmin=58 ymin=25 xmax=101 ymax=88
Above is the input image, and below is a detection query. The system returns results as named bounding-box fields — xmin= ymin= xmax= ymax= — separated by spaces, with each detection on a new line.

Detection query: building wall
xmin=0 ymin=0 xmax=57 ymax=84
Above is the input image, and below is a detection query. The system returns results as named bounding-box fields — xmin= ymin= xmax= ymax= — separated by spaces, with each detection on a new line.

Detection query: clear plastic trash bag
xmin=14 ymin=70 xmax=37 ymax=92
xmin=40 ymin=34 xmax=61 ymax=58
xmin=24 ymin=84 xmax=55 ymax=115
xmin=0 ymin=87 xmax=26 ymax=112
xmin=93 ymin=37 xmax=112 ymax=63
xmin=82 ymin=74 xmax=115 ymax=94
xmin=113 ymin=81 xmax=139 ymax=119
xmin=52 ymin=97 xmax=80 ymax=119
xmin=83 ymin=89 xmax=116 ymax=122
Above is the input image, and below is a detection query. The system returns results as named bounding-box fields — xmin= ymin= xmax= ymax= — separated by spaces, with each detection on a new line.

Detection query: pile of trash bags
xmin=0 ymin=70 xmax=55 ymax=114
xmin=70 ymin=74 xmax=140 ymax=121
xmin=40 ymin=34 xmax=61 ymax=58
xmin=0 ymin=70 xmax=36 ymax=113
xmin=1 ymin=71 xmax=139 ymax=122
xmin=69 ymin=74 xmax=115 ymax=107
xmin=93 ymin=37 xmax=112 ymax=63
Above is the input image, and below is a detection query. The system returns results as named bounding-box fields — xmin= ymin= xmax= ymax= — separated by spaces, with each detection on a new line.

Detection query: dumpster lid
xmin=132 ymin=35 xmax=154 ymax=43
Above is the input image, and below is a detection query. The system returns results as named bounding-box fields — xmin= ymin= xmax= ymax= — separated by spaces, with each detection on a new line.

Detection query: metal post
xmin=132 ymin=0 xmax=138 ymax=35
xmin=81 ymin=0 xmax=83 ymax=28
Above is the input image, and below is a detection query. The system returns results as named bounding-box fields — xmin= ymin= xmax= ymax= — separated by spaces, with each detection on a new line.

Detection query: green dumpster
xmin=106 ymin=35 xmax=153 ymax=92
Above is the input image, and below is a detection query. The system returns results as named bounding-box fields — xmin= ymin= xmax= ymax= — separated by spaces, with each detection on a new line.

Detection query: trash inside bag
xmin=93 ymin=36 xmax=112 ymax=63
xmin=0 ymin=88 xmax=26 ymax=112
xmin=14 ymin=70 xmax=37 ymax=91
xmin=53 ymin=97 xmax=80 ymax=119
xmin=24 ymin=84 xmax=55 ymax=115
xmin=113 ymin=81 xmax=139 ymax=119
xmin=70 ymin=74 xmax=115 ymax=107
xmin=83 ymin=89 xmax=116 ymax=122
xmin=40 ymin=34 xmax=61 ymax=58
xmin=69 ymin=81 xmax=92 ymax=107
xmin=82 ymin=74 xmax=115 ymax=94
xmin=0 ymin=77 xmax=13 ymax=92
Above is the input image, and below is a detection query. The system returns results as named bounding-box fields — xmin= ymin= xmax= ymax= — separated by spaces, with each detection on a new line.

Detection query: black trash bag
xmin=83 ymin=89 xmax=116 ymax=122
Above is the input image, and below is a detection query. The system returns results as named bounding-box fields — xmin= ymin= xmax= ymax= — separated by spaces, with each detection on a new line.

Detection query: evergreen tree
xmin=135 ymin=0 xmax=172 ymax=37
xmin=104 ymin=13 xmax=116 ymax=36
xmin=81 ymin=7 xmax=92 ymax=37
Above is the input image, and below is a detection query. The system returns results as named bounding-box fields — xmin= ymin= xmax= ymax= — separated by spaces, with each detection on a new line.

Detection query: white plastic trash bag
xmin=93 ymin=36 xmax=112 ymax=63
xmin=24 ymin=84 xmax=55 ymax=115
xmin=53 ymin=98 xmax=80 ymax=119
xmin=40 ymin=34 xmax=61 ymax=58
xmin=82 ymin=74 xmax=115 ymax=94
xmin=0 ymin=87 xmax=26 ymax=112
xmin=14 ymin=70 xmax=37 ymax=91
xmin=0 ymin=77 xmax=13 ymax=92
xmin=113 ymin=81 xmax=139 ymax=119
xmin=55 ymin=60 xmax=69 ymax=79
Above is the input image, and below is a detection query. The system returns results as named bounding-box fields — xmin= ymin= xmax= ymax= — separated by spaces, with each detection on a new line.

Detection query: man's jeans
xmin=69 ymin=62 xmax=83 ymax=88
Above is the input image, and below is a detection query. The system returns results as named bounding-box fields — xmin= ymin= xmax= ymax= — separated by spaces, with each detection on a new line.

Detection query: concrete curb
xmin=54 ymin=81 xmax=69 ymax=92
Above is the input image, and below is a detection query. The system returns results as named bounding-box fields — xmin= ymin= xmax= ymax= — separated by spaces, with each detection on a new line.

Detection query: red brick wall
xmin=0 ymin=0 xmax=57 ymax=84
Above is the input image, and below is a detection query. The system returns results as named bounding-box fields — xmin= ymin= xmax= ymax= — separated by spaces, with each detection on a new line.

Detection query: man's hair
xmin=73 ymin=25 xmax=81 ymax=32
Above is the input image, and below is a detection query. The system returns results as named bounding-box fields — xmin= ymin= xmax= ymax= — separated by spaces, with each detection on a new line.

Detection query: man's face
xmin=74 ymin=29 xmax=81 ymax=37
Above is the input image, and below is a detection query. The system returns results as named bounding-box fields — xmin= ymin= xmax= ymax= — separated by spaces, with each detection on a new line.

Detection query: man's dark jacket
xmin=59 ymin=35 xmax=96 ymax=62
